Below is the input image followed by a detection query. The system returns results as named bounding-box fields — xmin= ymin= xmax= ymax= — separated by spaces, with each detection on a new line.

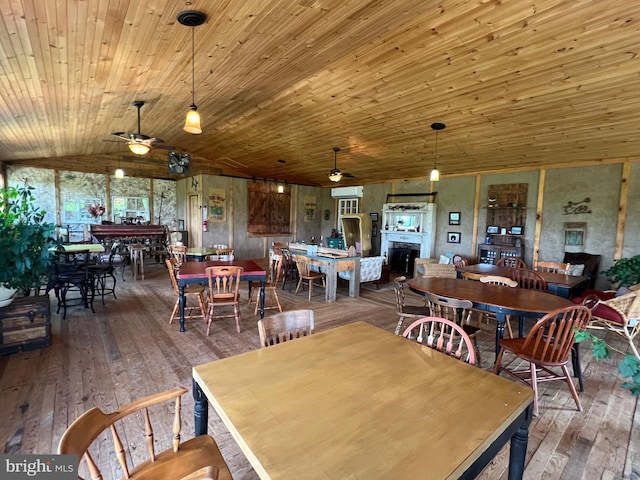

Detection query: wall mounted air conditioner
xmin=331 ymin=186 xmax=364 ymax=198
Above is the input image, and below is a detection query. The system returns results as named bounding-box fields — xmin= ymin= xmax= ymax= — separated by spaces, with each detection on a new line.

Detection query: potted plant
xmin=603 ymin=255 xmax=640 ymax=289
xmin=0 ymin=184 xmax=57 ymax=303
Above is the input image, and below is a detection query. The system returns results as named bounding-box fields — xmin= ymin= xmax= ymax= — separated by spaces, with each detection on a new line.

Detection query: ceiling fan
xmin=328 ymin=146 xmax=354 ymax=182
xmin=109 ymin=101 xmax=172 ymax=155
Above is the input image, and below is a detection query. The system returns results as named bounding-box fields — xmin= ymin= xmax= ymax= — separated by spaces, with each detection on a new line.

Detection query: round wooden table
xmin=408 ymin=277 xmax=573 ymax=358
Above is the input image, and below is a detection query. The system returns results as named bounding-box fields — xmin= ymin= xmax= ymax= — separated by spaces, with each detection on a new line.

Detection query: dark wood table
xmin=177 ymin=259 xmax=267 ymax=332
xmin=457 ymin=263 xmax=587 ymax=298
xmin=408 ymin=277 xmax=573 ymax=358
xmin=193 ymin=322 xmax=534 ymax=479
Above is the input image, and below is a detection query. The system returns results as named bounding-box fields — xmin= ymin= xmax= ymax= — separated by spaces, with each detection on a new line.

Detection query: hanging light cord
xmin=433 ymin=130 xmax=439 ymax=169
xmin=190 ymin=26 xmax=196 ymax=109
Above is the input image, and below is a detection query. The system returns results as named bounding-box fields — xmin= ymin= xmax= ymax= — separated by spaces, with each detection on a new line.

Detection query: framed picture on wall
xmin=178 ymin=219 xmax=185 ymax=230
xmin=449 ymin=212 xmax=460 ymax=225
xmin=447 ymin=232 xmax=461 ymax=243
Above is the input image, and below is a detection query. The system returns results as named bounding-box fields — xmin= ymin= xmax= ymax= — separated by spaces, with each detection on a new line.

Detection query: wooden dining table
xmin=457 ymin=263 xmax=587 ymax=298
xmin=192 ymin=322 xmax=534 ymax=480
xmin=177 ymin=259 xmax=266 ymax=331
xmin=408 ymin=277 xmax=573 ymax=358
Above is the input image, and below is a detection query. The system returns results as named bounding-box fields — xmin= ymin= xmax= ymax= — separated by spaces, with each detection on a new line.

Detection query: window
xmin=112 ymin=196 xmax=149 ymax=222
xmin=337 ymin=198 xmax=359 ymax=233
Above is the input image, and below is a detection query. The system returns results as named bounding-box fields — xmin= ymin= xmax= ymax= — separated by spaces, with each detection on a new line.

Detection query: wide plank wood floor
xmin=0 ymin=259 xmax=638 ymax=479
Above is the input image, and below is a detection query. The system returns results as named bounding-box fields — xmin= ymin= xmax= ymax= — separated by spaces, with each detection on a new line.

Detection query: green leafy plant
xmin=0 ymin=185 xmax=57 ymax=295
xmin=603 ymin=255 xmax=640 ymax=288
xmin=574 ymin=329 xmax=640 ymax=395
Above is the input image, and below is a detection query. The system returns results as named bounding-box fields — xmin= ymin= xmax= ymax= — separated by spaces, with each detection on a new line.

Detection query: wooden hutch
xmin=477 ymin=183 xmax=527 ymax=264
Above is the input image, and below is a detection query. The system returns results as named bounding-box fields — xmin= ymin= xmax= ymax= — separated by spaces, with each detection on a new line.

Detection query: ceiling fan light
xmin=129 ymin=143 xmax=150 ymax=155
xmin=328 ymin=170 xmax=343 ymax=182
xmin=429 ymin=168 xmax=440 ymax=182
xmin=114 ymin=168 xmax=125 ymax=178
xmin=183 ymin=105 xmax=202 ymax=134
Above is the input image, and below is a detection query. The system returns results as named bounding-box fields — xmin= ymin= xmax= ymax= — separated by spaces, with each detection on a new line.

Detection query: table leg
xmin=325 ymin=262 xmax=338 ymax=302
xmin=179 ymin=284 xmax=186 ymax=332
xmin=494 ymin=312 xmax=506 ymax=360
xmin=259 ymin=280 xmax=265 ymax=318
xmin=193 ymin=378 xmax=209 ymax=436
xmin=508 ymin=404 xmax=532 ymax=480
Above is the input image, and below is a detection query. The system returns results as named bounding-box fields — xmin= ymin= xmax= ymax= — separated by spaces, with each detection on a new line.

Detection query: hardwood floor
xmin=0 ymin=260 xmax=638 ymax=479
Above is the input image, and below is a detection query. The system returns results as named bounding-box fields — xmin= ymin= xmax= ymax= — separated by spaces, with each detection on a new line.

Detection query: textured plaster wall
xmin=541 ymin=164 xmax=622 ymax=274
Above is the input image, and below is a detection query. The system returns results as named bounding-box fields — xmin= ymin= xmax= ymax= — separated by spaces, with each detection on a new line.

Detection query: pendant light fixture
xmin=328 ymin=147 xmax=343 ymax=182
xmin=178 ymin=10 xmax=207 ymax=134
xmin=430 ymin=122 xmax=446 ymax=182
xmin=114 ymin=167 xmax=125 ymax=178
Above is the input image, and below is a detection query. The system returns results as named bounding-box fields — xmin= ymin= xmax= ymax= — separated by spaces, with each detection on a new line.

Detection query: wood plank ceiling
xmin=0 ymin=0 xmax=639 ymax=185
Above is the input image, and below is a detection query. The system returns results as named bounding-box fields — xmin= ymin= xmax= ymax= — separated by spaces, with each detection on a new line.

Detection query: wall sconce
xmin=277 ymin=184 xmax=284 ymax=194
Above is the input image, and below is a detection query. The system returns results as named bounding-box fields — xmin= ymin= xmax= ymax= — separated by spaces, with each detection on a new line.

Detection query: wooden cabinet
xmin=481 ymin=183 xmax=527 ymax=264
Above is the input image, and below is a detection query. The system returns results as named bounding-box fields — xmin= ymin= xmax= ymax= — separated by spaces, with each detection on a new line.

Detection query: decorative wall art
xmin=564 ymin=222 xmax=586 ymax=246
xmin=304 ymin=196 xmax=317 ymax=222
xmin=449 ymin=212 xmax=460 ymax=225
xmin=208 ymin=188 xmax=226 ymax=222
xmin=447 ymin=232 xmax=461 ymax=243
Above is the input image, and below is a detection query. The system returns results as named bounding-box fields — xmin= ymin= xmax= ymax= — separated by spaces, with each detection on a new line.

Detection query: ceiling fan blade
xmin=343 ymin=172 xmax=355 ymax=178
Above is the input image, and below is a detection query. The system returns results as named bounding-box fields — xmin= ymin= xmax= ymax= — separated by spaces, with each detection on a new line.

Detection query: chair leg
xmin=198 ymin=295 xmax=207 ymax=323
xmin=505 ymin=315 xmax=514 ymax=338
xmin=530 ymin=362 xmax=539 ymax=416
xmin=234 ymin=305 xmax=241 ymax=333
xmin=394 ymin=315 xmax=405 ymax=335
xmin=206 ymin=305 xmax=214 ymax=336
xmin=308 ymin=280 xmax=313 ymax=301
xmin=169 ymin=299 xmax=180 ymax=324
xmin=295 ymin=278 xmax=303 ymax=296
xmin=562 ymin=364 xmax=583 ymax=412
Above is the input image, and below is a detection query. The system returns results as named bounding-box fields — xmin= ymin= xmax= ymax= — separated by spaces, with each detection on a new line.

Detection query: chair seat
xmin=128 ymin=434 xmax=232 ymax=480
xmin=499 ymin=337 xmax=566 ymax=366
xmin=184 ymin=284 xmax=206 ymax=295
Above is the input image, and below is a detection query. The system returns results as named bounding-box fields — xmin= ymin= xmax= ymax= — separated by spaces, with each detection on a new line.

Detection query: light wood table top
xmin=193 ymin=322 xmax=533 ymax=480
xmin=49 ymin=243 xmax=105 ymax=253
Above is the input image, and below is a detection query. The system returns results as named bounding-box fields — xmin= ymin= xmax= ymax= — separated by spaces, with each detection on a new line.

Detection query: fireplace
xmin=390 ymin=248 xmax=419 ymax=275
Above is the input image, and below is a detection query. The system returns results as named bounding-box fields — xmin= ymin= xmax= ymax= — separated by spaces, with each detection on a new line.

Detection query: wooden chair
xmin=205 ymin=265 xmax=243 ymax=335
xmin=593 ymin=289 xmax=640 ymax=358
xmin=393 ymin=276 xmax=432 ymax=334
xmin=534 ymin=260 xmax=570 ymax=274
xmin=452 ymin=254 xmax=468 ymax=268
xmin=166 ymin=258 xmax=206 ymax=327
xmin=509 ymin=267 xmax=547 ymax=291
xmin=422 ymin=291 xmax=482 ymax=366
xmin=168 ymin=244 xmax=188 ymax=267
xmin=215 ymin=248 xmax=234 ymax=261
xmin=248 ymin=252 xmax=283 ymax=315
xmin=496 ymin=256 xmax=527 ymax=269
xmin=402 ymin=316 xmax=477 ymax=365
xmin=294 ymin=255 xmax=326 ymax=301
xmin=280 ymin=248 xmax=299 ymax=292
xmin=479 ymin=275 xmax=518 ymax=338
xmin=493 ymin=305 xmax=591 ymax=416
xmin=57 ymin=386 xmax=232 ymax=480
xmin=258 ymin=309 xmax=314 ymax=348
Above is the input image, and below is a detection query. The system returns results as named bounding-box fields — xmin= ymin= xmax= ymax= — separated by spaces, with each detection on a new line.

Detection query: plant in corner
xmin=603 ymin=254 xmax=640 ymax=289
xmin=0 ymin=184 xmax=57 ymax=298
xmin=573 ymin=255 xmax=640 ymax=396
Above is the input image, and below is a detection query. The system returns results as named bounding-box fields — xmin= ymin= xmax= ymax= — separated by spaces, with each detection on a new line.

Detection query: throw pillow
xmin=567 ymin=264 xmax=585 ymax=276
xmin=438 ymin=255 xmax=451 ymax=265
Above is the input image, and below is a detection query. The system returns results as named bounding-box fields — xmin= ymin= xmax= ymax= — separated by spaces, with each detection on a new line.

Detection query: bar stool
xmin=129 ymin=244 xmax=146 ymax=280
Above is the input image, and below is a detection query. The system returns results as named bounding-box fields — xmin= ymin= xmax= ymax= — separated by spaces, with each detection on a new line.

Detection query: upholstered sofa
xmin=338 ymin=255 xmax=385 ymax=290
